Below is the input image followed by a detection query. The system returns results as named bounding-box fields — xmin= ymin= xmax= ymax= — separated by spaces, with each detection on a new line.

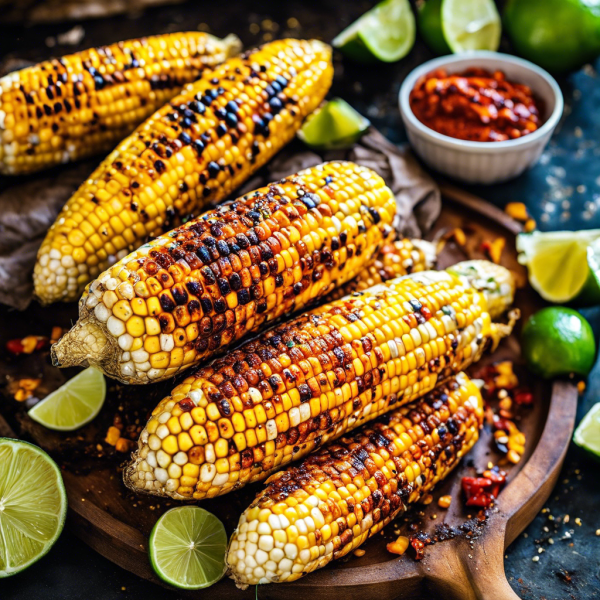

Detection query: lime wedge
xmin=298 ymin=98 xmax=370 ymax=150
xmin=332 ymin=0 xmax=416 ymax=63
xmin=516 ymin=230 xmax=600 ymax=304
xmin=149 ymin=506 xmax=227 ymax=590
xmin=418 ymin=0 xmax=452 ymax=55
xmin=28 ymin=367 xmax=106 ymax=431
xmin=574 ymin=403 xmax=600 ymax=460
xmin=441 ymin=0 xmax=501 ymax=53
xmin=0 ymin=438 xmax=67 ymax=577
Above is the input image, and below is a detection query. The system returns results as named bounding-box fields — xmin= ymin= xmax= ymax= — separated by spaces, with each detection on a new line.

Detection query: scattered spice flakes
xmin=474 ymin=361 xmax=531 ymax=465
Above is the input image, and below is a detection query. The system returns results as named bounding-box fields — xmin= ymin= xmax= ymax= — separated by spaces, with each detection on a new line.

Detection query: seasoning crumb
xmin=564 ymin=515 xmax=570 ymax=523
xmin=532 ymin=556 xmax=540 ymax=562
xmin=549 ymin=538 xmax=554 ymax=545
xmin=596 ymin=529 xmax=600 ymax=536
xmin=438 ymin=495 xmax=452 ymax=509
xmin=575 ymin=517 xmax=582 ymax=526
xmin=353 ymin=549 xmax=366 ymax=557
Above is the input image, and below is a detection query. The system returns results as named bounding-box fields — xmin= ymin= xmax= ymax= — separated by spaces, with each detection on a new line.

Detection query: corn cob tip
xmin=447 ymin=260 xmax=515 ymax=319
xmin=51 ymin=320 xmax=110 ymax=370
xmin=219 ymin=33 xmax=243 ymax=57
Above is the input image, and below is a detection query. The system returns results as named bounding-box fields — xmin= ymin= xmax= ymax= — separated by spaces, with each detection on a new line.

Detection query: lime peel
xmin=0 ymin=438 xmax=67 ymax=578
xmin=28 ymin=366 xmax=106 ymax=431
xmin=521 ymin=307 xmax=596 ymax=379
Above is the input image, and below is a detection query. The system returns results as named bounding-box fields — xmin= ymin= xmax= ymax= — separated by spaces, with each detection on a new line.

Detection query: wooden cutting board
xmin=0 ymin=187 xmax=577 ymax=600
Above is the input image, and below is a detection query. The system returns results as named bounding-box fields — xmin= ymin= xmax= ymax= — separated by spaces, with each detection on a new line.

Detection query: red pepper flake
xmin=513 ymin=389 xmax=533 ymax=405
xmin=462 ymin=469 xmax=506 ymax=508
xmin=409 ymin=537 xmax=426 ymax=560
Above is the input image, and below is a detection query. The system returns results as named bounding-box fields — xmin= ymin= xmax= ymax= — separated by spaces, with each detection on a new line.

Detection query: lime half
xmin=517 ymin=230 xmax=600 ymax=304
xmin=574 ymin=403 xmax=600 ymax=460
xmin=333 ymin=0 xmax=416 ymax=63
xmin=298 ymin=98 xmax=370 ymax=150
xmin=521 ymin=307 xmax=596 ymax=379
xmin=149 ymin=506 xmax=227 ymax=590
xmin=28 ymin=367 xmax=106 ymax=431
xmin=0 ymin=438 xmax=67 ymax=577
xmin=441 ymin=0 xmax=501 ymax=53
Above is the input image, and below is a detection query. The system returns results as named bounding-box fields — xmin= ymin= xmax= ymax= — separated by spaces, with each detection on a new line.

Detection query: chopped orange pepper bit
xmin=387 ymin=535 xmax=410 ymax=556
xmin=105 ymin=426 xmax=121 ymax=446
xmin=452 ymin=228 xmax=467 ymax=246
xmin=505 ymin=202 xmax=529 ymax=221
xmin=19 ymin=378 xmax=41 ymax=391
xmin=116 ymin=438 xmax=133 ymax=453
xmin=21 ymin=336 xmax=39 ymax=354
xmin=438 ymin=495 xmax=452 ymax=509
xmin=577 ymin=381 xmax=586 ymax=394
xmin=524 ymin=218 xmax=536 ymax=232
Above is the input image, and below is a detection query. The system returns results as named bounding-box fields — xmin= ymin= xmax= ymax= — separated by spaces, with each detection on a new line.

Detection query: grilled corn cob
xmin=227 ymin=373 xmax=483 ymax=586
xmin=33 ymin=39 xmax=333 ymax=304
xmin=328 ymin=239 xmax=436 ymax=302
xmin=0 ymin=32 xmax=241 ymax=176
xmin=123 ymin=260 xmax=514 ymax=500
xmin=51 ymin=161 xmax=397 ymax=383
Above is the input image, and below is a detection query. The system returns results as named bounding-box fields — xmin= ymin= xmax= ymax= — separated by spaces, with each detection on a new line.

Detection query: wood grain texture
xmin=0 ymin=191 xmax=578 ymax=599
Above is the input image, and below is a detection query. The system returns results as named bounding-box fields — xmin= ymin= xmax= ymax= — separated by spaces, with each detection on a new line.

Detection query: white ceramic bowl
xmin=399 ymin=52 xmax=564 ymax=184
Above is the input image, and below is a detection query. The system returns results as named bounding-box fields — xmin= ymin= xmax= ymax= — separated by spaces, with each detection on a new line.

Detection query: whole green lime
xmin=522 ymin=307 xmax=596 ymax=379
xmin=504 ymin=0 xmax=600 ymax=73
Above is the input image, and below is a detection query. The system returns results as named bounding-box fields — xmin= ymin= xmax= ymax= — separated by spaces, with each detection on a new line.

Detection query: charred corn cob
xmin=51 ymin=162 xmax=397 ymax=384
xmin=33 ymin=39 xmax=333 ymax=304
xmin=227 ymin=373 xmax=483 ymax=586
xmin=123 ymin=260 xmax=514 ymax=500
xmin=328 ymin=239 xmax=436 ymax=302
xmin=0 ymin=32 xmax=241 ymax=176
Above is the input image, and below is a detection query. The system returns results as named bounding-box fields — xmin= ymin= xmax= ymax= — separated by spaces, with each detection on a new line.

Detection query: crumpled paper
xmin=0 ymin=128 xmax=440 ymax=310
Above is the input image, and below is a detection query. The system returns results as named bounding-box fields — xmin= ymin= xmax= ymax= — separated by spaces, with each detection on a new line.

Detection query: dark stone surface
xmin=1 ymin=1 xmax=599 ymax=598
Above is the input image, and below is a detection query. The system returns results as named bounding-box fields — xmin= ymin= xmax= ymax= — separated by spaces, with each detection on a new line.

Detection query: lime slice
xmin=332 ymin=0 xmax=416 ymax=63
xmin=149 ymin=506 xmax=227 ymax=590
xmin=574 ymin=403 xmax=600 ymax=460
xmin=441 ymin=0 xmax=501 ymax=53
xmin=418 ymin=0 xmax=452 ymax=55
xmin=298 ymin=98 xmax=370 ymax=150
xmin=28 ymin=367 xmax=106 ymax=431
xmin=0 ymin=438 xmax=67 ymax=577
xmin=521 ymin=307 xmax=596 ymax=379
xmin=516 ymin=229 xmax=600 ymax=304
